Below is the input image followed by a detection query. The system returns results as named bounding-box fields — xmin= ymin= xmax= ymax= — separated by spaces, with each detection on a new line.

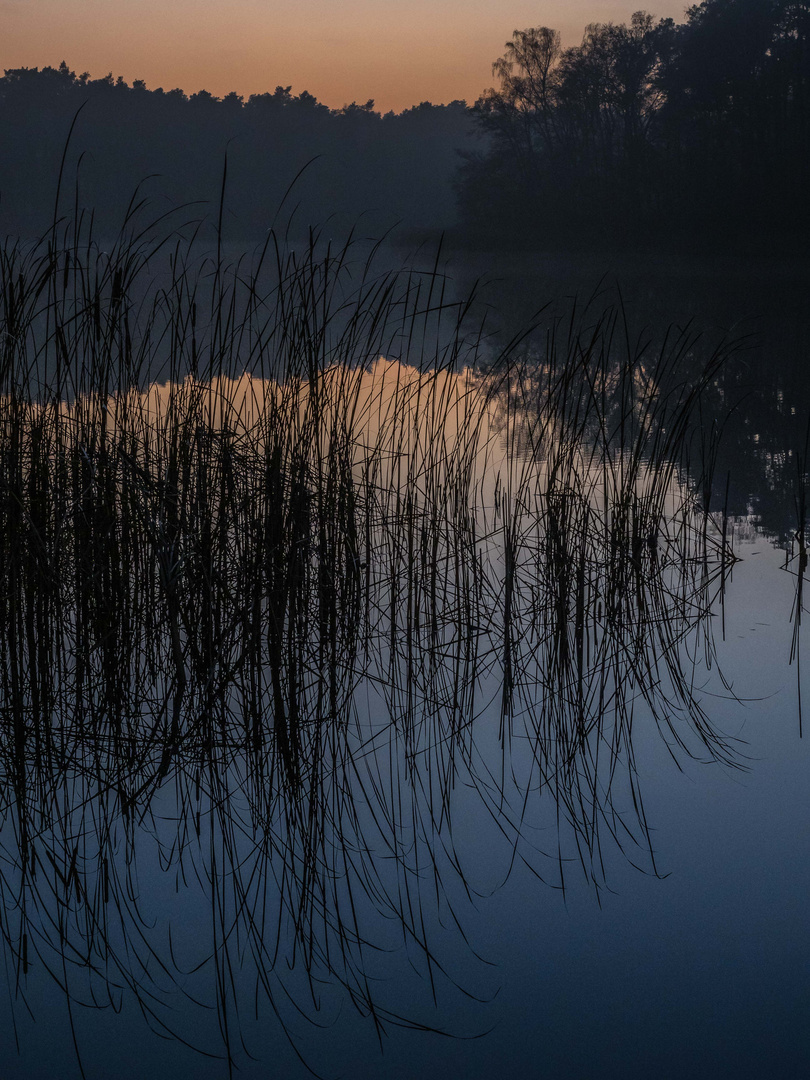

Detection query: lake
xmin=1 ymin=229 xmax=809 ymax=1078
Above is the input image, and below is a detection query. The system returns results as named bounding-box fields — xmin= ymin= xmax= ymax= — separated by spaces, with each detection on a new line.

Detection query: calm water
xmin=4 ymin=539 xmax=808 ymax=1079
xmin=2 ymin=248 xmax=809 ymax=1079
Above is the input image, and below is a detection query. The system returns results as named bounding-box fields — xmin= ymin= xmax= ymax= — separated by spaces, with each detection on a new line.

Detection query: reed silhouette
xmin=0 ymin=207 xmax=742 ymax=1075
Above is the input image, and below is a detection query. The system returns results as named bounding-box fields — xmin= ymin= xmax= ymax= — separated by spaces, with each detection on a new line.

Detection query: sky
xmin=1 ymin=0 xmax=688 ymax=113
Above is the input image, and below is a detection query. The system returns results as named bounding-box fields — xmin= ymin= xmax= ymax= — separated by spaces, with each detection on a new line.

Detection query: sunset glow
xmin=2 ymin=0 xmax=688 ymax=111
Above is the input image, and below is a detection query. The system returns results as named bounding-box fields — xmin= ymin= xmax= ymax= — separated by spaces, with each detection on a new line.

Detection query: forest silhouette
xmin=0 ymin=63 xmax=472 ymax=239
xmin=459 ymin=0 xmax=810 ymax=249
xmin=1 ymin=0 xmax=808 ymax=249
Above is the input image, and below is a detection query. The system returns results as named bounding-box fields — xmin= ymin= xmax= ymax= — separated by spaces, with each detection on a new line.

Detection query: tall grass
xmin=0 ymin=211 xmax=738 ymax=1072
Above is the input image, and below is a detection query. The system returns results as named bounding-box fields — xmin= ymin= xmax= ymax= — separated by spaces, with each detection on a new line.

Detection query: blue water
xmin=3 ymin=530 xmax=809 ymax=1079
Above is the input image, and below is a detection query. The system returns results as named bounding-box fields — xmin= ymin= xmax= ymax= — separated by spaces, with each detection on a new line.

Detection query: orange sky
xmin=1 ymin=1 xmax=688 ymax=113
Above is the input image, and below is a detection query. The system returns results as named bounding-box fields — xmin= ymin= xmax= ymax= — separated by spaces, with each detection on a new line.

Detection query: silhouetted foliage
xmin=457 ymin=2 xmax=810 ymax=249
xmin=0 ymin=211 xmax=744 ymax=1073
xmin=0 ymin=61 xmax=475 ymax=239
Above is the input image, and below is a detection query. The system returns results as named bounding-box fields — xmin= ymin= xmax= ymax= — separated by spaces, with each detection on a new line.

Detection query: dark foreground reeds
xmin=0 ymin=211 xmax=740 ymax=1074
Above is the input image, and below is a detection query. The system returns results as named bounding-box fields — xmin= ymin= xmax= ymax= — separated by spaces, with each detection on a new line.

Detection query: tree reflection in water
xmin=0 ymin=222 xmax=742 ymax=1074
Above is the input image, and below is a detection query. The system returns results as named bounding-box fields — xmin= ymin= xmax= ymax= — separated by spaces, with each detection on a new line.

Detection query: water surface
xmin=2 ymin=242 xmax=809 ymax=1079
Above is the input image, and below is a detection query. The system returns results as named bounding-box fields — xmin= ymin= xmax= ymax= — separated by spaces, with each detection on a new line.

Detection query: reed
xmin=0 ymin=209 xmax=740 ymax=1073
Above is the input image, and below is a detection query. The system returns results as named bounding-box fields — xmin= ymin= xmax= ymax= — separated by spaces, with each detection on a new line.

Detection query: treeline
xmin=0 ymin=62 xmax=474 ymax=239
xmin=5 ymin=1 xmax=808 ymax=252
xmin=457 ymin=0 xmax=810 ymax=249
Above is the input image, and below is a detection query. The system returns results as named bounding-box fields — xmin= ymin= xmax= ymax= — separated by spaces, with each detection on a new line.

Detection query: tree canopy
xmin=0 ymin=62 xmax=474 ymax=239
xmin=457 ymin=1 xmax=810 ymax=248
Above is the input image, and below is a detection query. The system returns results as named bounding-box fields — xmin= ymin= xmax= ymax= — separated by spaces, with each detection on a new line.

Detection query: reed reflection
xmin=0 ymin=223 xmax=740 ymax=1072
